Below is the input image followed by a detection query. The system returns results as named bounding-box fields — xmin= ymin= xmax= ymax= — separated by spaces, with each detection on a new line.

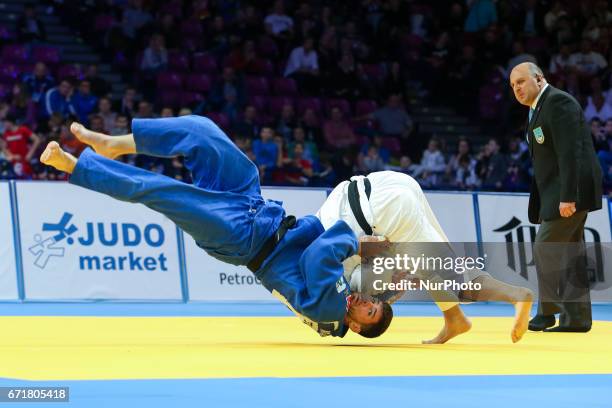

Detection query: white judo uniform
xmin=316 ymin=171 xmax=487 ymax=311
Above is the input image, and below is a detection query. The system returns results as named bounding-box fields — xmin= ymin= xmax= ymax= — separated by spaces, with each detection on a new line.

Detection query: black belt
xmin=347 ymin=177 xmax=373 ymax=235
xmin=247 ymin=215 xmax=296 ymax=272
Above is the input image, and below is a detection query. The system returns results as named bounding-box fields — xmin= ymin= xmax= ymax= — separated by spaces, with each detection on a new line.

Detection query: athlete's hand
xmin=559 ymin=202 xmax=576 ymax=218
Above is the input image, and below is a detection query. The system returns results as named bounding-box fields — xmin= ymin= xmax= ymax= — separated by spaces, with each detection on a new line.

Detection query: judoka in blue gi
xmin=40 ymin=115 xmax=393 ymax=338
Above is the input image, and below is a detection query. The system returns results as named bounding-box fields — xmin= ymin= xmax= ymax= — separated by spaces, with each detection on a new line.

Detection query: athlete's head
xmin=345 ymin=293 xmax=393 ymax=338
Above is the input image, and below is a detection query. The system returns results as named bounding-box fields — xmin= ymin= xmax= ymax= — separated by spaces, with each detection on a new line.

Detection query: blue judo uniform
xmin=69 ymin=115 xmax=356 ymax=337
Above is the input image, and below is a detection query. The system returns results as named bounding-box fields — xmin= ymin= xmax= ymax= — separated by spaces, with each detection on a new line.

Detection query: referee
xmin=509 ymin=62 xmax=603 ymax=332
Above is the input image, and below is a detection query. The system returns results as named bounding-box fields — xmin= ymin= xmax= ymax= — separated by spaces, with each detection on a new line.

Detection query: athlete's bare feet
xmin=40 ymin=141 xmax=77 ymax=174
xmin=423 ymin=305 xmax=472 ymax=344
xmin=511 ymin=288 xmax=533 ymax=343
xmin=70 ymin=122 xmax=120 ymax=159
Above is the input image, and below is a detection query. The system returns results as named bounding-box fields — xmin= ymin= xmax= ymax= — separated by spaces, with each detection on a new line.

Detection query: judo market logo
xmin=29 ymin=212 xmax=169 ymax=272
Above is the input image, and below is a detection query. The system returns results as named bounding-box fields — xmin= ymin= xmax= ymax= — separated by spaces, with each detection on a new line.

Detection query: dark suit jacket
xmin=527 ymin=85 xmax=603 ymax=224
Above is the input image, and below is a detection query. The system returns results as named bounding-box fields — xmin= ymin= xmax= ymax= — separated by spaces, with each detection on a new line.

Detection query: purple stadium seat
xmin=0 ymin=64 xmax=21 ymax=82
xmin=355 ymin=99 xmax=377 ymax=116
xmin=381 ymin=136 xmax=401 ymax=156
xmin=0 ymin=83 xmax=10 ymax=100
xmin=206 ymin=112 xmax=230 ymax=130
xmin=193 ymin=53 xmax=218 ymax=74
xmin=134 ymin=51 xmax=145 ymax=71
xmin=362 ymin=64 xmax=384 ymax=81
xmin=401 ymin=34 xmax=423 ymax=51
xmin=271 ymin=78 xmax=298 ymax=96
xmin=479 ymin=84 xmax=503 ymax=120
xmin=525 ymin=37 xmax=548 ymax=54
xmin=324 ymin=98 xmax=351 ymax=116
xmin=158 ymin=90 xmax=182 ymax=108
xmin=351 ymin=117 xmax=378 ymax=131
xmin=56 ymin=64 xmax=83 ymax=80
xmin=160 ymin=1 xmax=183 ymax=17
xmin=180 ymin=91 xmax=205 ymax=106
xmin=247 ymin=95 xmax=267 ymax=112
xmin=181 ymin=19 xmax=203 ymax=37
xmin=355 ymin=134 xmax=369 ymax=146
xmin=276 ymin=59 xmax=288 ymax=76
xmin=0 ymin=25 xmax=13 ymax=40
xmin=297 ymin=97 xmax=322 ymax=115
xmin=94 ymin=15 xmax=115 ymax=32
xmin=2 ymin=45 xmax=29 ymax=64
xmin=259 ymin=113 xmax=275 ymax=126
xmin=168 ymin=50 xmax=190 ymax=72
xmin=253 ymin=59 xmax=275 ymax=76
xmin=257 ymin=36 xmax=279 ymax=58
xmin=182 ymin=36 xmax=199 ymax=52
xmin=17 ymin=63 xmax=34 ymax=77
xmin=157 ymin=72 xmax=183 ymax=89
xmin=268 ymin=96 xmax=295 ymax=114
xmin=32 ymin=46 xmax=60 ymax=65
xmin=112 ymin=51 xmax=130 ymax=70
xmin=245 ymin=76 xmax=270 ymax=96
xmin=184 ymin=73 xmax=212 ymax=93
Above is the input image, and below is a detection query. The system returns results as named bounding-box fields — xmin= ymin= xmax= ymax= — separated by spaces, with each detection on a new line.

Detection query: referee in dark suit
xmin=509 ymin=62 xmax=603 ymax=332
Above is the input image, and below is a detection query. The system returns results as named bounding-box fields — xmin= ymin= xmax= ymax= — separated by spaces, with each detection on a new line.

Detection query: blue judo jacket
xmin=256 ymin=216 xmax=358 ymax=337
xmin=68 ymin=115 xmax=357 ymax=338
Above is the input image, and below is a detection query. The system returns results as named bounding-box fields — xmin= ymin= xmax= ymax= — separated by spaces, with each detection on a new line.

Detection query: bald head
xmin=509 ymin=63 xmax=546 ymax=107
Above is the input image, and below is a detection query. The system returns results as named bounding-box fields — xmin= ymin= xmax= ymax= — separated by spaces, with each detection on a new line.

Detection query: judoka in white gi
xmin=317 ymin=171 xmax=534 ymax=343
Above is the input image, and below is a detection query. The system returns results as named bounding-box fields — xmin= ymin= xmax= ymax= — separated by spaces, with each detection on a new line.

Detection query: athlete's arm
xmin=298 ymin=220 xmax=357 ymax=321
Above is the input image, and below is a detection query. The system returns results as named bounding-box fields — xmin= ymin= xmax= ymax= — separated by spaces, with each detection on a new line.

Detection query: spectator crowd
xmin=1 ymin=0 xmax=611 ymax=194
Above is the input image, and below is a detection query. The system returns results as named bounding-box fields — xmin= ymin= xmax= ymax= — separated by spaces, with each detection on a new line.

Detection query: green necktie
xmin=526 ymin=108 xmax=535 ymax=143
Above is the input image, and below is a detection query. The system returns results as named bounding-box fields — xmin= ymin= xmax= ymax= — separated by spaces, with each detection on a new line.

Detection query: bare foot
xmin=511 ymin=288 xmax=533 ymax=343
xmin=70 ymin=122 xmax=118 ymax=159
xmin=423 ymin=305 xmax=472 ymax=344
xmin=40 ymin=141 xmax=77 ymax=174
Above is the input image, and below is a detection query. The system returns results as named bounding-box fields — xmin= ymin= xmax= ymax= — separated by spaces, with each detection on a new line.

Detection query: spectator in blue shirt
xmin=22 ymin=62 xmax=55 ymax=104
xmin=42 ymin=79 xmax=76 ymax=120
xmin=359 ymin=134 xmax=391 ymax=163
xmin=253 ymin=126 xmax=279 ymax=181
xmin=72 ymin=80 xmax=98 ymax=125
xmin=464 ymin=0 xmax=497 ymax=33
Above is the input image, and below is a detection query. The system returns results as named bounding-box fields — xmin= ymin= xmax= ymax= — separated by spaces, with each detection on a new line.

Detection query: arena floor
xmin=1 ymin=303 xmax=610 ymax=407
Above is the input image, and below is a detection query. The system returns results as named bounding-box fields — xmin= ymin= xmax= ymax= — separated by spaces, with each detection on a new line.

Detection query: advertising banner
xmin=0 ymin=182 xmax=18 ymax=300
xmin=478 ymin=194 xmax=612 ymax=301
xmin=424 ymin=192 xmax=478 ymax=242
xmin=16 ymin=182 xmax=183 ymax=300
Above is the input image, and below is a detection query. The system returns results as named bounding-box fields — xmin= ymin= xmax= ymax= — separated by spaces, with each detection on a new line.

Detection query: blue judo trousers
xmin=69 ymin=115 xmax=357 ymax=337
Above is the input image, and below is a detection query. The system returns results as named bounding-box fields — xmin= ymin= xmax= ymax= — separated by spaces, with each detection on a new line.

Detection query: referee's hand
xmin=559 ymin=201 xmax=576 ymax=218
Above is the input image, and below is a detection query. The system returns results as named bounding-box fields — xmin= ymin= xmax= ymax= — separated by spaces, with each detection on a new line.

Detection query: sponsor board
xmin=424 ymin=192 xmax=478 ymax=242
xmin=0 ymin=182 xmax=18 ymax=300
xmin=479 ymin=194 xmax=612 ymax=301
xmin=16 ymin=182 xmax=182 ymax=300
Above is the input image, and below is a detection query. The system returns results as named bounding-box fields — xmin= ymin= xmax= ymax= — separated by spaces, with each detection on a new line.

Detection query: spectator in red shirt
xmin=323 ymin=106 xmax=357 ymax=149
xmin=226 ymin=40 xmax=259 ymax=74
xmin=1 ymin=114 xmax=41 ymax=176
xmin=0 ymin=139 xmax=16 ymax=179
xmin=281 ymin=142 xmax=314 ymax=185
